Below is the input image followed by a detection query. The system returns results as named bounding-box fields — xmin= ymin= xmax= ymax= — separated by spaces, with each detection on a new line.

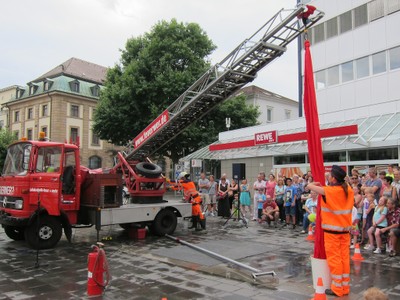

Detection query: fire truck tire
xmin=135 ymin=162 xmax=162 ymax=178
xmin=24 ymin=215 xmax=63 ymax=249
xmin=3 ymin=225 xmax=25 ymax=241
xmin=150 ymin=209 xmax=177 ymax=236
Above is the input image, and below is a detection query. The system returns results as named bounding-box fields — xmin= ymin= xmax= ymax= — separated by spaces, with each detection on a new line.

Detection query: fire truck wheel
xmin=150 ymin=209 xmax=177 ymax=236
xmin=24 ymin=215 xmax=63 ymax=249
xmin=135 ymin=162 xmax=162 ymax=178
xmin=3 ymin=225 xmax=25 ymax=241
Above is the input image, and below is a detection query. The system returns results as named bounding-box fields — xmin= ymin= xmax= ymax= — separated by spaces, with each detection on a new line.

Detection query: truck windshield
xmin=2 ymin=143 xmax=32 ymax=176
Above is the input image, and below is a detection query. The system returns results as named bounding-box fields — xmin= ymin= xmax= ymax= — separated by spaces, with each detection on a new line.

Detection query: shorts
xmin=285 ymin=205 xmax=296 ymax=216
xmin=391 ymin=228 xmax=400 ymax=238
xmin=209 ymin=194 xmax=216 ymax=204
xmin=200 ymin=193 xmax=211 ymax=205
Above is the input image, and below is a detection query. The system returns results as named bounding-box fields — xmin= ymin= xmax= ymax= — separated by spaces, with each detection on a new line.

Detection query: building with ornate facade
xmin=2 ymin=58 xmax=119 ymax=169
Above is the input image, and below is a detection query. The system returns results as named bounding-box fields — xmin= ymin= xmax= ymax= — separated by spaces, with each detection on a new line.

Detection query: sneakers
xmin=373 ymin=248 xmax=382 ymax=254
xmin=364 ymin=244 xmax=374 ymax=250
xmin=350 ymin=245 xmax=355 ymax=249
xmin=300 ymin=230 xmax=306 ymax=234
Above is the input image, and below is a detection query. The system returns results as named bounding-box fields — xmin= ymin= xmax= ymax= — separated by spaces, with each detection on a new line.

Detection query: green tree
xmin=0 ymin=129 xmax=17 ymax=170
xmin=93 ymin=19 xmax=260 ymax=162
xmin=93 ymin=19 xmax=216 ymax=144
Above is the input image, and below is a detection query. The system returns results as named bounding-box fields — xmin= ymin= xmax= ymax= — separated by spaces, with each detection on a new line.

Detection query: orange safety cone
xmin=306 ymin=224 xmax=315 ymax=242
xmin=353 ymin=260 xmax=362 ymax=276
xmin=311 ymin=277 xmax=327 ymax=300
xmin=351 ymin=243 xmax=364 ymax=261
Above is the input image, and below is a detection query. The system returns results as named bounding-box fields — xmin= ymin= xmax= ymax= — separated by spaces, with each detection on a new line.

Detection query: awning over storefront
xmin=181 ymin=112 xmax=400 ymax=161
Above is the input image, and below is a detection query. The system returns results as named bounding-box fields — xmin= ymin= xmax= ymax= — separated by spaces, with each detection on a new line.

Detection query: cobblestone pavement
xmin=1 ymin=199 xmax=400 ymax=299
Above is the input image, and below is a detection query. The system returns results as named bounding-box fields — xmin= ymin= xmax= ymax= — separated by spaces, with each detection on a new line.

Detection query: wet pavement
xmin=1 ymin=195 xmax=400 ymax=300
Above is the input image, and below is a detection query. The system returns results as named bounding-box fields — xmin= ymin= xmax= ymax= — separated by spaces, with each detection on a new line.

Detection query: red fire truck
xmin=0 ymin=5 xmax=323 ymax=249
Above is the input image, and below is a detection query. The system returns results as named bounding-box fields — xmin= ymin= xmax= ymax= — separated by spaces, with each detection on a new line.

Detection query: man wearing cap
xmin=307 ymin=165 xmax=354 ymax=297
xmin=168 ymin=172 xmax=206 ymax=231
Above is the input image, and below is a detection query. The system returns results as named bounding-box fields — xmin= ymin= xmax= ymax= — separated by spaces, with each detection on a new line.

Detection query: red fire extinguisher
xmin=87 ymin=242 xmax=110 ymax=296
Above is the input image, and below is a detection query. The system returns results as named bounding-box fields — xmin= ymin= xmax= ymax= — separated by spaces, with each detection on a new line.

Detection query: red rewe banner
xmin=254 ymin=131 xmax=277 ymax=145
xmin=133 ymin=110 xmax=169 ymax=148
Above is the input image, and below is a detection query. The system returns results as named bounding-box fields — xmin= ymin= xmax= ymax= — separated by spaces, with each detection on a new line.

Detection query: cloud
xmin=1 ymin=0 xmax=300 ymax=99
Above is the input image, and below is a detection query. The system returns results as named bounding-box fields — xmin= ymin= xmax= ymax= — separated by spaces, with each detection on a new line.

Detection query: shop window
xmin=275 ymin=154 xmax=306 ymax=165
xmin=323 ymin=151 xmax=347 ymax=162
xmin=349 ymin=150 xmax=367 ymax=162
xmin=368 ymin=148 xmax=398 ymax=160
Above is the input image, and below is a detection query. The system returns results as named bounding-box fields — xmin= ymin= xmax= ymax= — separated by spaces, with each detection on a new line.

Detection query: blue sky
xmin=1 ymin=0 xmax=300 ymax=100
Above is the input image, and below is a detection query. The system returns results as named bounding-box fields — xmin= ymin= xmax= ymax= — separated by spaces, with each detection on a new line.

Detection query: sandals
xmin=389 ymin=251 xmax=397 ymax=257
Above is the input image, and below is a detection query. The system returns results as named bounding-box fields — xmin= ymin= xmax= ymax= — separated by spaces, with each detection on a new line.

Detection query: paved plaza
xmin=1 ymin=198 xmax=400 ymax=299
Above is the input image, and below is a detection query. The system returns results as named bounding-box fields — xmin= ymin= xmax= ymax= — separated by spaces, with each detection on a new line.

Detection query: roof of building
xmin=234 ymin=85 xmax=298 ymax=104
xmin=182 ymin=112 xmax=400 ymax=161
xmin=6 ymin=75 xmax=102 ymax=104
xmin=0 ymin=85 xmax=21 ymax=93
xmin=33 ymin=57 xmax=107 ymax=85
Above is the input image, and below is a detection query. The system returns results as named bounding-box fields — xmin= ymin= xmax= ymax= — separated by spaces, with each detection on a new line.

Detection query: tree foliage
xmin=0 ymin=129 xmax=17 ymax=170
xmin=93 ymin=19 xmax=260 ymax=162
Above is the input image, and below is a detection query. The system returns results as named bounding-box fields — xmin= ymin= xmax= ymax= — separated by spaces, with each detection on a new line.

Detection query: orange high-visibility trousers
xmin=324 ymin=232 xmax=351 ymax=297
xmin=192 ymin=196 xmax=205 ymax=220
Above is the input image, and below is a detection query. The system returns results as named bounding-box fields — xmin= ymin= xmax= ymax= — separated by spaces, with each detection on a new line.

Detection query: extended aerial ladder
xmin=114 ymin=5 xmax=324 ymax=201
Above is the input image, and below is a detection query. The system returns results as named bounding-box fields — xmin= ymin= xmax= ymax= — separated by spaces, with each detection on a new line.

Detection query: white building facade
xmin=183 ymin=0 xmax=400 ymax=185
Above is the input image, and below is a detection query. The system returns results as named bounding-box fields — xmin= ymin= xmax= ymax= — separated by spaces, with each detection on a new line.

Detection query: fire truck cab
xmin=0 ymin=140 xmax=81 ymax=249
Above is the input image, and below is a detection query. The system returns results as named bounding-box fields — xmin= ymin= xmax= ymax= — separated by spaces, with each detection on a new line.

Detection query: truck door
xmin=61 ymin=149 xmax=78 ymax=204
xmin=30 ymin=146 xmax=62 ymax=216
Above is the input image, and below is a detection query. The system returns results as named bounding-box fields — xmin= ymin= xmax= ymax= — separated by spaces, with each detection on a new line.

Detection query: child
xmin=239 ymin=179 xmax=251 ymax=217
xmin=350 ymin=206 xmax=360 ymax=249
xmin=366 ymin=196 xmax=388 ymax=253
xmin=255 ymin=189 xmax=266 ymax=223
xmin=362 ymin=190 xmax=375 ymax=246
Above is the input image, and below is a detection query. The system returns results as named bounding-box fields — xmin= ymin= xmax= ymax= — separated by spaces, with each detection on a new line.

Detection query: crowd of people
xmin=192 ymin=164 xmax=400 ymax=256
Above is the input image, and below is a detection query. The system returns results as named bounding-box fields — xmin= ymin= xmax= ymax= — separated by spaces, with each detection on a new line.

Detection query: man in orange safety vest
xmin=307 ymin=165 xmax=354 ymax=297
xmin=168 ymin=172 xmax=206 ymax=231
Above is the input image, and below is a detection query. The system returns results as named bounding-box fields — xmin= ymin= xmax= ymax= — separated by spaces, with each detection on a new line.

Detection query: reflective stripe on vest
xmin=322 ymin=224 xmax=353 ymax=232
xmin=331 ymin=274 xmax=342 ymax=280
xmin=321 ymin=207 xmax=352 ymax=215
